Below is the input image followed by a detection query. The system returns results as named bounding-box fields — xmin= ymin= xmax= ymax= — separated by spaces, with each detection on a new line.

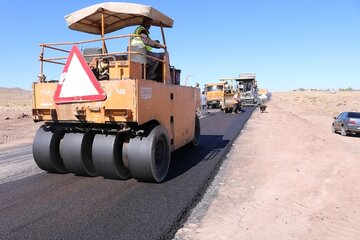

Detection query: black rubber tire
xmin=32 ymin=127 xmax=67 ymax=174
xmin=331 ymin=125 xmax=336 ymax=133
xmin=341 ymin=127 xmax=347 ymax=136
xmin=92 ymin=134 xmax=130 ymax=180
xmin=191 ymin=115 xmax=201 ymax=147
xmin=60 ymin=132 xmax=97 ymax=177
xmin=125 ymin=125 xmax=170 ymax=183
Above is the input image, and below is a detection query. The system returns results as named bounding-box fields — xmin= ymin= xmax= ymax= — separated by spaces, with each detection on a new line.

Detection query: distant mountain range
xmin=0 ymin=87 xmax=31 ymax=102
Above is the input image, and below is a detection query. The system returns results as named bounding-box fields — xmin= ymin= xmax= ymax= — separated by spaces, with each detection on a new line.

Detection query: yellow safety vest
xmin=130 ymin=26 xmax=152 ymax=51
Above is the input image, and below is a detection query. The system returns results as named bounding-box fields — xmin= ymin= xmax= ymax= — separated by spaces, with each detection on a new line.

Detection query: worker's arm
xmin=140 ymin=34 xmax=165 ymax=49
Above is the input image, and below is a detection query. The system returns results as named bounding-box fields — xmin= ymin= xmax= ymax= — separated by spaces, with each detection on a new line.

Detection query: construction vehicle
xmin=219 ymin=78 xmax=243 ymax=113
xmin=238 ymin=73 xmax=258 ymax=106
xmin=204 ymin=82 xmax=224 ymax=108
xmin=258 ymin=88 xmax=270 ymax=101
xmin=31 ymin=2 xmax=200 ymax=183
xmin=258 ymin=88 xmax=268 ymax=97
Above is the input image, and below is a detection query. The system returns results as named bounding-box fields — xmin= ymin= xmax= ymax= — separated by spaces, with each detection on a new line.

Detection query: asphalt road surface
xmin=0 ymin=106 xmax=256 ymax=240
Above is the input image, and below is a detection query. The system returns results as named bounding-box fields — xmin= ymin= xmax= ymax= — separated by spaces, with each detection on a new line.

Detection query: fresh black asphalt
xmin=0 ymin=106 xmax=256 ymax=240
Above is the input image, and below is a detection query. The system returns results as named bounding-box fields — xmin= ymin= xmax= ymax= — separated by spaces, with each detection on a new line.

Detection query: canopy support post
xmin=101 ymin=9 xmax=106 ymax=54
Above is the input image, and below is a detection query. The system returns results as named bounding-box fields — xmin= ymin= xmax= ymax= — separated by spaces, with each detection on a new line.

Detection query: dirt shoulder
xmin=0 ymin=88 xmax=40 ymax=149
xmin=175 ymin=91 xmax=360 ymax=240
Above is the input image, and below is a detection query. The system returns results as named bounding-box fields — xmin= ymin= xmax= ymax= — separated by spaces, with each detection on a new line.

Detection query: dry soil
xmin=175 ymin=90 xmax=360 ymax=240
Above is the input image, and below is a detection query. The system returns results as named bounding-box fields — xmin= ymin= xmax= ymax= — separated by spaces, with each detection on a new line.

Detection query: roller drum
xmin=60 ymin=132 xmax=97 ymax=176
xmin=32 ymin=127 xmax=67 ymax=174
xmin=92 ymin=134 xmax=130 ymax=180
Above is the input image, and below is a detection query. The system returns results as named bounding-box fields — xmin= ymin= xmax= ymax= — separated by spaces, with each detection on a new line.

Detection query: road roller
xmin=218 ymin=78 xmax=243 ymax=113
xmin=31 ymin=2 xmax=200 ymax=182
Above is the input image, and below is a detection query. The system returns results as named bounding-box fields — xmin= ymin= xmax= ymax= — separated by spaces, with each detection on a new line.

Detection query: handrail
xmin=38 ymin=34 xmax=166 ymax=80
xmin=39 ymin=34 xmax=132 ymax=47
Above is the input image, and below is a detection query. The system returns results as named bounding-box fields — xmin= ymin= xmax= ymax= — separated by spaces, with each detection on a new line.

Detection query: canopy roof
xmin=65 ymin=2 xmax=174 ymax=35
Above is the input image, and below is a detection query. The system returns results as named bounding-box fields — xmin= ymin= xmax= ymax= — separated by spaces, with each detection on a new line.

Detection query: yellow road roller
xmin=32 ymin=2 xmax=200 ymax=182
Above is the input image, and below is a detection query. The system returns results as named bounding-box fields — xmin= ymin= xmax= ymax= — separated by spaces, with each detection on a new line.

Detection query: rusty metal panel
xmin=136 ymin=80 xmax=197 ymax=150
xmin=102 ymin=79 xmax=136 ymax=122
xmin=32 ymin=82 xmax=57 ymax=110
xmin=32 ymin=78 xmax=198 ymax=151
xmin=109 ymin=61 xmax=142 ymax=80
xmin=171 ymin=86 xmax=197 ymax=150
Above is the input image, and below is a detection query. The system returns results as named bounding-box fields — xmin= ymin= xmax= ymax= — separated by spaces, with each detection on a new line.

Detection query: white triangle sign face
xmin=53 ymin=45 xmax=106 ymax=104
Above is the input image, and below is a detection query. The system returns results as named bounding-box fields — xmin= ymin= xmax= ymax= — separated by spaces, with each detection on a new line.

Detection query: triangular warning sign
xmin=53 ymin=45 xmax=106 ymax=104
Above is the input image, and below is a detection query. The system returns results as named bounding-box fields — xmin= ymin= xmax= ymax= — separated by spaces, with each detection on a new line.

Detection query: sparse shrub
xmin=339 ymin=87 xmax=354 ymax=91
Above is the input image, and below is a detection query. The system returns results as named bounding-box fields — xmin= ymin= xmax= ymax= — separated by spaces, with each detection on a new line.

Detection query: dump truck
xmin=204 ymin=82 xmax=224 ymax=108
xmin=31 ymin=2 xmax=200 ymax=183
xmin=238 ymin=73 xmax=258 ymax=106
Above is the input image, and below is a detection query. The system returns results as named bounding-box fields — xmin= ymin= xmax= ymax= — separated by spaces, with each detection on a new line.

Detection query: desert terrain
xmin=1 ymin=88 xmax=360 ymax=239
xmin=0 ymin=88 xmax=41 ymax=148
xmin=175 ymin=90 xmax=360 ymax=240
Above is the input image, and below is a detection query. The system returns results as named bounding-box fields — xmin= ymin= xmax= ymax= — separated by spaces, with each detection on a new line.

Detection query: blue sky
xmin=1 ymin=0 xmax=359 ymax=91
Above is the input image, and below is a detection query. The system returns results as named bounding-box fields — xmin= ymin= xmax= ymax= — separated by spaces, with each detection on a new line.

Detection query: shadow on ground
xmin=165 ymin=134 xmax=229 ymax=182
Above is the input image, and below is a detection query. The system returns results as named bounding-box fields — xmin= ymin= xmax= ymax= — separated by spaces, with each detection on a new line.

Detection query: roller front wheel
xmin=125 ymin=125 xmax=170 ymax=183
xmin=32 ymin=127 xmax=67 ymax=174
xmin=191 ymin=115 xmax=200 ymax=147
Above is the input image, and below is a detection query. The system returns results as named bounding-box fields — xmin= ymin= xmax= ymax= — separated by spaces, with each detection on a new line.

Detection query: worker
xmin=224 ymin=81 xmax=231 ymax=93
xmin=201 ymin=91 xmax=208 ymax=116
xmin=130 ymin=22 xmax=165 ymax=80
xmin=232 ymin=90 xmax=241 ymax=114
